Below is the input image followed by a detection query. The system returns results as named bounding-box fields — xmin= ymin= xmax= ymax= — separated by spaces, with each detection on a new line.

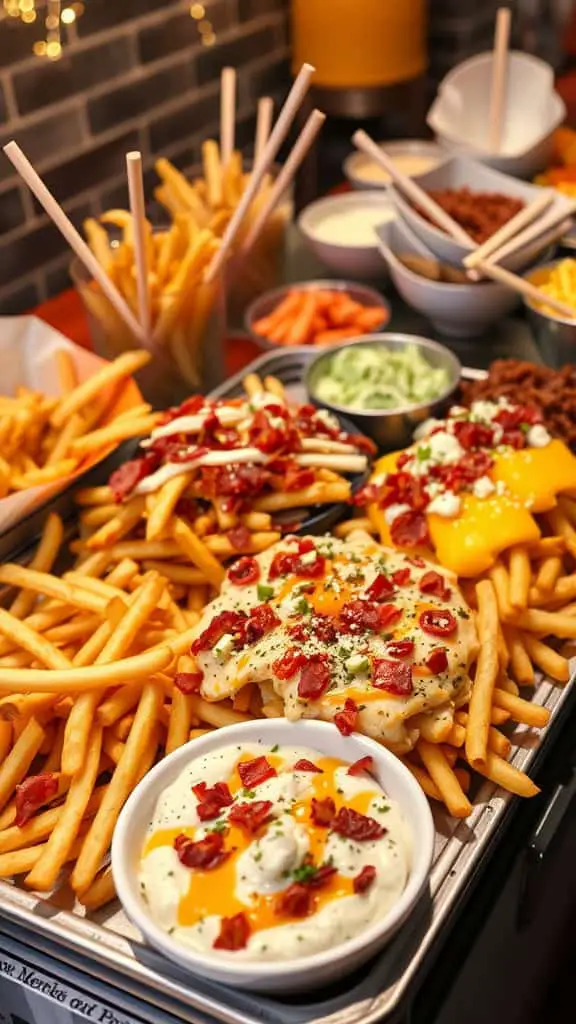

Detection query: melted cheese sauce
xmin=372 ymin=437 xmax=576 ymax=577
xmin=140 ymin=743 xmax=410 ymax=961
xmin=194 ymin=534 xmax=477 ymax=753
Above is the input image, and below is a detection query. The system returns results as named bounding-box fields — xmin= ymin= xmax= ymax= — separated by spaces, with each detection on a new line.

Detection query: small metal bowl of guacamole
xmin=305 ymin=333 xmax=461 ymax=450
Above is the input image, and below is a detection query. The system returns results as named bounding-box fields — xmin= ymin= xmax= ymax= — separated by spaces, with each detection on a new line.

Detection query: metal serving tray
xmin=0 ymin=347 xmax=573 ymax=1024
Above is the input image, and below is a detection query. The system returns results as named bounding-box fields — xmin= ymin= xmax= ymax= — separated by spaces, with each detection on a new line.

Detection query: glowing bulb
xmin=201 ymin=31 xmax=216 ymax=46
xmin=19 ymin=0 xmax=34 ymax=12
xmin=21 ymin=7 xmax=36 ymax=20
xmin=61 ymin=6 xmax=76 ymax=23
xmin=198 ymin=18 xmax=211 ymax=32
xmin=189 ymin=3 xmax=204 ymax=17
xmin=46 ymin=39 xmax=62 ymax=59
xmin=45 ymin=13 xmax=58 ymax=28
xmin=33 ymin=40 xmax=46 ymax=55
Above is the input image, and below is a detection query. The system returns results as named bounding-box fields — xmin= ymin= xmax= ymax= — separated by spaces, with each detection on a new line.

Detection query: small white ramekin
xmin=112 ymin=718 xmax=434 ymax=993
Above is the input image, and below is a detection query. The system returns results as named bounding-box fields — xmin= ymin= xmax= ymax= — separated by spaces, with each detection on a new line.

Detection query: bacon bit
xmin=237 ymin=756 xmax=276 ymax=788
xmin=352 ymin=482 xmax=379 ymax=507
xmin=275 ymin=883 xmax=313 ymax=918
xmin=283 ymin=463 xmax=316 ymax=491
xmin=385 ymin=640 xmax=414 ymax=658
xmin=378 ymin=603 xmax=403 ymax=629
xmin=201 ymin=463 xmax=270 ymax=500
xmin=334 ymin=698 xmax=358 ymax=736
xmin=407 ymin=555 xmax=426 ymax=568
xmin=213 ymin=912 xmax=251 ymax=950
xmin=273 ymin=648 xmax=307 ymax=680
xmin=311 ymin=614 xmax=338 ymax=645
xmin=191 ymin=609 xmax=245 ymax=655
xmin=192 ymin=781 xmax=233 ymax=821
xmin=268 ymin=548 xmax=325 ymax=580
xmin=391 ymin=568 xmax=411 ymax=586
xmin=353 ymin=865 xmax=376 ymax=894
xmin=228 ymin=799 xmax=273 ymax=833
xmin=227 ymin=525 xmax=252 ymax=553
xmin=390 ymin=510 xmax=430 ymax=549
xmin=365 ymin=573 xmax=395 ymax=601
xmin=305 ymin=863 xmax=338 ymax=889
xmin=164 ymin=394 xmax=206 ymax=421
xmin=419 ymin=609 xmax=457 ymax=637
xmin=287 ymin=622 xmax=310 ymax=644
xmin=228 ymin=555 xmax=259 ymax=586
xmin=372 ymin=657 xmax=413 ymax=696
xmin=242 ymin=603 xmax=280 ymax=644
xmin=15 ymin=773 xmax=58 ymax=827
xmin=426 ymin=648 xmax=449 ymax=673
xmin=340 ymin=599 xmax=382 ymax=633
xmin=419 ymin=570 xmax=451 ymax=600
xmin=310 ymin=796 xmax=336 ymax=827
xmin=174 ymin=671 xmax=203 ymax=694
xmin=174 ymin=497 xmax=200 ymax=521
xmin=109 ymin=454 xmax=159 ymax=502
xmin=174 ymin=832 xmax=231 ymax=870
xmin=452 ymin=419 xmax=494 ymax=451
xmin=298 ymin=655 xmax=331 ymax=700
xmin=331 ymin=807 xmax=385 ymax=842
xmin=293 ymin=759 xmax=323 ymax=773
xmin=379 ymin=470 xmax=429 ymax=512
xmin=249 ymin=408 xmax=289 ymax=453
xmin=347 ymin=755 xmax=374 ymax=777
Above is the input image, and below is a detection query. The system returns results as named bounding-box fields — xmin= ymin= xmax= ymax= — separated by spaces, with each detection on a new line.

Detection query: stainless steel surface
xmin=304 ymin=334 xmax=461 ymax=450
xmin=243 ymin=279 xmax=390 ymax=352
xmin=0 ymin=346 xmax=573 ymax=1024
xmin=522 ymin=258 xmax=576 ymax=368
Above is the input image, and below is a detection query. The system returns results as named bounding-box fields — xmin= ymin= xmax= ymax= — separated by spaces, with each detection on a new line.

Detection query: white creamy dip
xmin=311 ymin=205 xmax=394 ymax=246
xmin=139 ymin=742 xmax=411 ymax=961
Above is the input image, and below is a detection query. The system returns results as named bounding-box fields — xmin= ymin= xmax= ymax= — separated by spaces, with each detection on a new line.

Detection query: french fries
xmin=0 ymin=349 xmax=155 ymax=500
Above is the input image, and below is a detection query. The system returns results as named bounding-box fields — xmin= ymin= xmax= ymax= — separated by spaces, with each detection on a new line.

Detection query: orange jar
xmin=292 ymin=0 xmax=428 ymax=89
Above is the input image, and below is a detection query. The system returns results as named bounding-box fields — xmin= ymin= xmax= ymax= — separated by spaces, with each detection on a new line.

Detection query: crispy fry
xmin=492 ymin=687 xmax=550 ymax=727
xmin=78 ymin=865 xmax=116 ymax=911
xmin=417 ymin=740 xmax=472 ymax=818
xmin=0 ymin=718 xmax=45 ymax=813
xmin=473 ymin=751 xmax=540 ymax=798
xmin=9 ymin=512 xmax=64 ymax=620
xmin=51 ymin=350 xmax=150 ymax=429
xmin=502 ymin=625 xmax=535 ymax=687
xmin=172 ymin=517 xmax=225 ymax=589
xmin=508 ymin=546 xmax=531 ymax=610
xmin=466 ymin=580 xmax=499 ymax=768
xmin=520 ymin=632 xmax=570 ymax=684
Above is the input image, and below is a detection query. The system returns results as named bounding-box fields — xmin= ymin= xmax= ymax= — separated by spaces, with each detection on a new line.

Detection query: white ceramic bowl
xmin=112 ymin=718 xmax=434 ymax=994
xmin=428 ymin=50 xmax=566 ymax=179
xmin=376 ymin=214 xmax=520 ymax=337
xmin=390 ymin=155 xmax=574 ymax=268
xmin=297 ymin=191 xmax=394 ymax=279
xmin=344 ymin=139 xmax=447 ymax=191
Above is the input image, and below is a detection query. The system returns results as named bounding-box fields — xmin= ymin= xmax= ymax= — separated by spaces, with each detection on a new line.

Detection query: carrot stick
xmin=355 ymin=306 xmax=387 ymax=330
xmin=314 ymin=327 xmax=362 ymax=345
xmin=284 ymin=291 xmax=318 ymax=345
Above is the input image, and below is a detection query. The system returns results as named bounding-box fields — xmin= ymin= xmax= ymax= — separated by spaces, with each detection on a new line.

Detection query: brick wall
xmin=0 ymin=0 xmax=291 ymax=314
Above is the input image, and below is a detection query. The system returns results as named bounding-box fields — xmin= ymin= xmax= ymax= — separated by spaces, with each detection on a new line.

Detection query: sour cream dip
xmin=139 ymin=742 xmax=411 ymax=961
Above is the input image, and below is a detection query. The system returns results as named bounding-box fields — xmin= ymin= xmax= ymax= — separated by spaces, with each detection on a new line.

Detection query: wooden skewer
xmin=205 ymin=62 xmax=316 ymax=283
xmin=488 ymin=7 xmax=511 ymax=152
xmin=352 ymin=129 xmax=475 ymax=248
xmin=242 ymin=109 xmax=326 ymax=253
xmin=126 ymin=151 xmax=152 ymax=343
xmin=465 ymin=191 xmax=554 ymax=269
xmin=220 ymin=66 xmax=236 ymax=168
xmin=477 ymin=258 xmax=576 ymax=319
xmin=3 ymin=141 xmax=146 ymax=345
xmin=471 ymin=203 xmax=576 ymax=274
xmin=254 ymin=96 xmax=274 ymax=166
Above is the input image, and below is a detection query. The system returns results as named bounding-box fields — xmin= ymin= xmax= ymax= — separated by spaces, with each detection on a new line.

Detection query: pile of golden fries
xmin=335 ymin=507 xmax=576 ymax=818
xmin=73 ymin=372 xmax=354 ymax=588
xmin=0 ymin=349 xmax=155 ymax=498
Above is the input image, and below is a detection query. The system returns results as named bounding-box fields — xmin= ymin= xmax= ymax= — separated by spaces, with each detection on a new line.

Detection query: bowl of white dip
xmin=344 ymin=139 xmax=447 ymax=191
xmin=298 ymin=191 xmax=395 ymax=280
xmin=112 ymin=718 xmax=434 ymax=993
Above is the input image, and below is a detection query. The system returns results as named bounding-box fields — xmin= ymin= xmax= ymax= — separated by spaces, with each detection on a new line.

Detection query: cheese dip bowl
xmin=112 ymin=718 xmax=434 ymax=993
xmin=298 ymin=191 xmax=395 ymax=279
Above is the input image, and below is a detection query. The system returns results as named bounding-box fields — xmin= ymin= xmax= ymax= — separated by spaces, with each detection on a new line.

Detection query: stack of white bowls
xmin=427 ymin=51 xmax=565 ymax=180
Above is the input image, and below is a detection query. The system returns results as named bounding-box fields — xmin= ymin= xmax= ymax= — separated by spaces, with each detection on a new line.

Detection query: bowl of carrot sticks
xmin=245 ymin=280 xmax=390 ymax=349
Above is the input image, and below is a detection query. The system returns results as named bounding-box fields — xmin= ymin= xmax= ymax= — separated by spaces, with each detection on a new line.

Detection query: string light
xmin=2 ymin=0 xmax=86 ymax=58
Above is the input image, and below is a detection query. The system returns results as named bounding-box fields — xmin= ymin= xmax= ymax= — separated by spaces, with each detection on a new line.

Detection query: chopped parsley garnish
xmin=292 ymin=862 xmax=319 ymax=883
xmin=241 ymin=788 xmax=256 ymax=799
xmin=257 ymin=583 xmax=274 ymax=601
xmin=417 ymin=444 xmax=431 ymax=462
xmin=254 ymin=850 xmax=263 ymax=862
xmin=270 ymin=743 xmax=279 ymax=752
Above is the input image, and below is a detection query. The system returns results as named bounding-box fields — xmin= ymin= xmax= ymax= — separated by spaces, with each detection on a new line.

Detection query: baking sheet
xmin=0 ymin=346 xmax=572 ymax=1024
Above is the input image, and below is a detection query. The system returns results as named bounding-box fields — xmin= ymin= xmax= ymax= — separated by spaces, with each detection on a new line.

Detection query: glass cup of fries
xmin=71 ymin=241 xmax=226 ymax=411
xmin=154 ymin=156 xmax=292 ymax=330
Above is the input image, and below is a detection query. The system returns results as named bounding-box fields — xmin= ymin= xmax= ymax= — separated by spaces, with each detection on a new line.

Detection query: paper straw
xmin=220 ymin=66 xmax=236 ymax=168
xmin=474 ymin=203 xmax=576 ymax=273
xmin=126 ymin=151 xmax=151 ymax=343
xmin=254 ymin=96 xmax=274 ymax=165
xmin=465 ymin=190 xmax=554 ymax=269
xmin=3 ymin=140 xmax=146 ymax=345
xmin=242 ymin=109 xmax=326 ymax=253
xmin=488 ymin=7 xmax=512 ymax=152
xmin=477 ymin=258 xmax=576 ymax=319
xmin=352 ymin=130 xmax=475 ymax=247
xmin=204 ymin=62 xmax=316 ymax=283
